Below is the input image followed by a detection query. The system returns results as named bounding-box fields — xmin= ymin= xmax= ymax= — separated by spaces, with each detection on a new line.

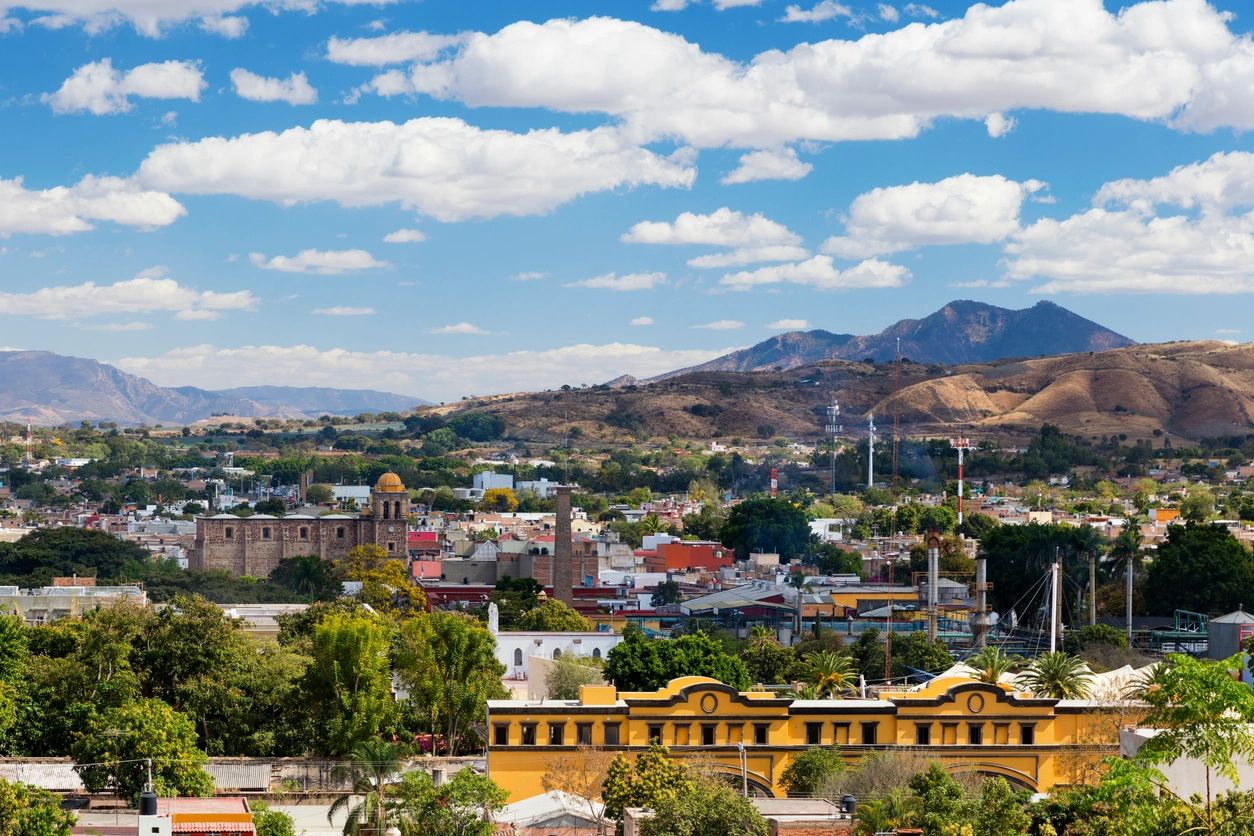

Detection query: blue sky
xmin=2 ymin=0 xmax=1254 ymax=401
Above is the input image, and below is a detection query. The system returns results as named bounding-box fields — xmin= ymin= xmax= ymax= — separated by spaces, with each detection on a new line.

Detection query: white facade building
xmin=487 ymin=603 xmax=623 ymax=681
xmin=474 ymin=471 xmax=515 ymax=492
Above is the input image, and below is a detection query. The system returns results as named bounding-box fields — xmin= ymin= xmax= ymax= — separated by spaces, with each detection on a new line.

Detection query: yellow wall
xmin=486 ymin=675 xmax=1128 ymax=803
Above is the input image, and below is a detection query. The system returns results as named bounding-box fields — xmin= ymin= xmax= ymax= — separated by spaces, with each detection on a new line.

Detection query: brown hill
xmin=441 ymin=341 xmax=1254 ymax=444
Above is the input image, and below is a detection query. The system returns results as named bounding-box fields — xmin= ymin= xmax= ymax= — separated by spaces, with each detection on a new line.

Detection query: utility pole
xmin=926 ymin=532 xmax=940 ymax=642
xmin=1050 ymin=553 xmax=1061 ymax=653
xmin=1088 ymin=552 xmax=1097 ymax=628
xmin=1126 ymin=559 xmax=1134 ymax=647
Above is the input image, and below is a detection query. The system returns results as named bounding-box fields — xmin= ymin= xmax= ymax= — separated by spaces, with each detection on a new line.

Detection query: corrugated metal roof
xmin=0 ymin=763 xmax=83 ymax=791
xmin=204 ymin=762 xmax=271 ymax=791
xmin=1212 ymin=609 xmax=1254 ymax=624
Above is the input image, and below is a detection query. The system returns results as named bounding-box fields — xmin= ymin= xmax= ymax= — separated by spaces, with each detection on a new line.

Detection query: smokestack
xmin=554 ymin=486 xmax=574 ymax=605
xmin=927 ymin=531 xmax=940 ymax=641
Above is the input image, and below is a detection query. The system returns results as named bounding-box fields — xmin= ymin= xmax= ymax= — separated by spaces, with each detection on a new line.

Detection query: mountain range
xmin=0 ymin=351 xmax=423 ymax=425
xmin=661 ymin=300 xmax=1134 ymax=377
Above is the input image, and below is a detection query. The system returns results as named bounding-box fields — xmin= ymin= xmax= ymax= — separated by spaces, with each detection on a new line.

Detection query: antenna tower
xmin=949 ymin=437 xmax=972 ymax=525
xmin=891 ymin=338 xmax=901 ymax=486
xmin=824 ymin=399 xmax=842 ymax=496
xmin=22 ymin=416 xmax=33 ymax=469
xmin=866 ymin=413 xmax=876 ymax=489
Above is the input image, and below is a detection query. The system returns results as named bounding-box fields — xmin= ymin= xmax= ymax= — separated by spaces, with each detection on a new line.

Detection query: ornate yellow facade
xmin=486 ymin=674 xmax=1127 ymax=802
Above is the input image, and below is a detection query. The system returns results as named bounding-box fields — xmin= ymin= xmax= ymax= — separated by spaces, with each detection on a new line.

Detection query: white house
xmin=474 ymin=471 xmax=515 ymax=492
xmin=487 ymin=603 xmax=623 ymax=681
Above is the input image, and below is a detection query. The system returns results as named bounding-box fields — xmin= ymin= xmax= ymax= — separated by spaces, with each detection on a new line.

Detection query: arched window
xmin=382 ymin=502 xmax=390 ymax=519
xmin=553 ymin=648 xmax=562 ymax=659
xmin=395 ymin=501 xmax=403 ymax=519
xmin=514 ymin=648 xmax=523 ymax=666
xmin=592 ymin=648 xmax=602 ymax=660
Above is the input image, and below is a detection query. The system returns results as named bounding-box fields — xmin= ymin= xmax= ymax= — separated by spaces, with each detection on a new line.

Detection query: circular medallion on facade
xmin=700 ymin=693 xmax=719 ymax=714
xmin=967 ymin=693 xmax=985 ymax=713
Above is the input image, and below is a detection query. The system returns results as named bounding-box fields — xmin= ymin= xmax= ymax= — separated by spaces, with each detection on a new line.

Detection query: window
xmin=336 ymin=527 xmax=346 ymax=540
xmin=648 ymin=724 xmax=663 ymax=744
xmin=224 ymin=526 xmax=234 ymax=540
xmin=577 ymin=723 xmax=593 ymax=746
xmin=493 ymin=724 xmax=508 ymax=746
xmin=382 ymin=502 xmax=390 ymax=519
xmin=387 ymin=542 xmax=395 ymax=552
xmin=754 ymin=724 xmax=769 ymax=745
xmin=553 ymin=648 xmax=562 ymax=659
xmin=592 ymin=647 xmax=602 ymax=660
xmin=513 ymin=648 xmax=523 ymax=667
xmin=1020 ymin=724 xmax=1035 ymax=745
xmin=860 ymin=722 xmax=878 ymax=745
xmin=299 ymin=526 xmax=309 ymax=540
xmin=395 ymin=501 xmax=403 ymax=519
xmin=521 ymin=724 xmax=537 ymax=746
xmin=549 ymin=723 xmax=565 ymax=746
xmin=968 ymin=724 xmax=983 ymax=746
xmin=806 ymin=722 xmax=823 ymax=745
xmin=915 ymin=724 xmax=931 ymax=746
xmin=702 ymin=724 xmax=716 ymax=746
xmin=262 ymin=527 xmax=271 ymax=540
xmin=604 ymin=723 xmax=621 ymax=746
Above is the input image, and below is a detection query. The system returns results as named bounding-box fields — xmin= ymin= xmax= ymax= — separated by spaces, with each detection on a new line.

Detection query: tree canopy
xmin=1145 ymin=524 xmax=1254 ymax=615
xmin=603 ymin=628 xmax=750 ymax=692
xmin=720 ymin=496 xmax=811 ymax=562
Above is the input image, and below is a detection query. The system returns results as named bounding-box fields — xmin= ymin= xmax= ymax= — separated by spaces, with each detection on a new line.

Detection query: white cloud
xmin=767 ymin=318 xmax=810 ymax=329
xmin=0 ymin=175 xmax=184 ymax=236
xmin=714 ymin=0 xmax=763 ymax=7
xmin=904 ymin=3 xmax=938 ymax=17
xmin=722 ymin=148 xmax=813 ymax=185
xmin=199 ymin=14 xmax=246 ymax=37
xmin=984 ymin=113 xmax=1016 ymax=138
xmin=630 ymin=316 xmax=655 ymax=326
xmin=136 ymin=118 xmax=695 ymax=223
xmin=46 ymin=59 xmax=205 ymax=115
xmin=1091 ymin=151 xmax=1254 ymax=214
xmin=312 ymin=306 xmax=375 ymax=316
xmin=622 ymin=207 xmax=800 ymax=247
xmin=877 ymin=4 xmax=898 ymax=22
xmin=721 ymin=256 xmax=909 ymax=290
xmin=397 ymin=4 xmax=1254 ymax=149
xmin=695 ymin=319 xmax=745 ymax=330
xmin=383 ymin=228 xmax=426 ymax=244
xmin=652 ymin=0 xmax=689 ymax=9
xmin=0 ymin=272 xmax=256 ymax=321
xmin=510 ymin=271 xmax=548 ymax=282
xmin=430 ymin=322 xmax=488 ymax=334
xmin=249 ymin=249 xmax=389 ymax=275
xmin=326 ymin=30 xmax=465 ymax=65
xmin=230 ymin=68 xmax=317 ymax=105
xmin=687 ymin=245 xmax=811 ymax=269
xmin=781 ymin=1 xmax=852 ymax=23
xmin=566 ymin=272 xmax=667 ymax=291
xmin=81 ymin=320 xmax=154 ymax=331
xmin=822 ymin=174 xmax=1045 ymax=258
xmin=116 ymin=342 xmax=733 ymax=401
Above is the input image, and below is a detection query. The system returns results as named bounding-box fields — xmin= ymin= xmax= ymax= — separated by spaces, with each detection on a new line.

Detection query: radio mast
xmin=824 ymin=400 xmax=842 ymax=496
xmin=866 ymin=413 xmax=876 ymax=489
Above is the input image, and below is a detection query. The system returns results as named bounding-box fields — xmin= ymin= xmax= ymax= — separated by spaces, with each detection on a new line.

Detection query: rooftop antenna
xmin=824 ymin=399 xmax=842 ymax=496
xmin=891 ymin=338 xmax=901 ymax=487
xmin=866 ymin=413 xmax=876 ymax=490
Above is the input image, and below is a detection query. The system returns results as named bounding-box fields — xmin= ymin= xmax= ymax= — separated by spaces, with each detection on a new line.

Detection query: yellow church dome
xmin=374 ymin=472 xmax=406 ymax=493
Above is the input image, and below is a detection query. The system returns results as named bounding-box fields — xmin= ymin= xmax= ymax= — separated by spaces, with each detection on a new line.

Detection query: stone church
xmin=191 ymin=472 xmax=410 ymax=577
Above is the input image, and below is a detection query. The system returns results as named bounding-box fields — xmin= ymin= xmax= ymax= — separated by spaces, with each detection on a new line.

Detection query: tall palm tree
xmin=803 ymin=651 xmax=857 ymax=698
xmin=853 ymin=788 xmax=917 ymax=836
xmin=748 ymin=625 xmax=777 ymax=648
xmin=328 ymin=739 xmax=405 ymax=836
xmin=965 ymin=646 xmax=1020 ymax=684
xmin=1018 ymin=652 xmax=1093 ymax=699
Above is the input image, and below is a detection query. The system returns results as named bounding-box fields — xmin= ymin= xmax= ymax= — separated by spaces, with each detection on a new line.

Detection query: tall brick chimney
xmin=553 ymin=486 xmax=574 ymax=605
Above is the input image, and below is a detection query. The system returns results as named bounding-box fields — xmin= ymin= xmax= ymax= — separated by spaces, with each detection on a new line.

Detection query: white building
xmin=474 ymin=471 xmax=515 ymax=492
xmin=487 ymin=603 xmax=623 ymax=682
xmin=517 ymin=478 xmax=560 ymax=498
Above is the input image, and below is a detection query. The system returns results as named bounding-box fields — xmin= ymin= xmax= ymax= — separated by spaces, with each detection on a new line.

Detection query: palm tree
xmin=965 ymin=646 xmax=1020 ymax=684
xmin=853 ymin=788 xmax=917 ymax=836
xmin=329 ymin=739 xmax=405 ymax=836
xmin=803 ymin=651 xmax=857 ymax=698
xmin=748 ymin=625 xmax=777 ymax=648
xmin=1018 ymin=652 xmax=1093 ymax=699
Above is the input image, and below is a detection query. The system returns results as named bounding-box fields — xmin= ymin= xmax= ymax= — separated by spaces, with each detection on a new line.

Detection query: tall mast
xmin=891 ymin=338 xmax=901 ymax=487
xmin=867 ymin=413 xmax=876 ymax=490
xmin=825 ymin=399 xmax=842 ymax=496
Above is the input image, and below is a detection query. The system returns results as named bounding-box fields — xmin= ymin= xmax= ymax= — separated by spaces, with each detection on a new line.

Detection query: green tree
xmin=972 ymin=777 xmax=1031 ymax=836
xmin=908 ymin=763 xmax=968 ymax=835
xmin=253 ymin=497 xmax=287 ymax=516
xmin=741 ymin=636 xmax=800 ymax=685
xmin=390 ymin=767 xmax=508 ymax=836
xmin=306 ymin=483 xmax=335 ymax=504
xmin=338 ymin=543 xmax=423 ymax=615
xmin=965 ymin=646 xmax=1020 ymax=684
xmin=780 ymin=747 xmax=844 ymax=798
xmin=73 ymin=698 xmax=213 ymax=800
xmin=891 ymin=632 xmax=954 ymax=676
xmin=0 ymin=778 xmax=76 ymax=835
xmin=251 ymin=800 xmax=296 ymax=836
xmin=604 ymin=629 xmax=750 ymax=692
xmin=270 ymin=554 xmax=339 ymax=599
xmin=720 ymin=496 xmax=811 ymax=562
xmin=305 ymin=613 xmax=396 ymax=755
xmin=547 ymin=654 xmax=604 ymax=700
xmin=328 ymin=739 xmax=403 ymax=836
xmin=803 ymin=651 xmax=857 ymax=698
xmin=651 ymin=579 xmax=683 ymax=607
xmin=979 ymin=522 xmax=1105 ymax=616
xmin=394 ymin=611 xmax=507 ymax=755
xmin=1180 ymin=486 xmax=1217 ymax=523
xmin=813 ymin=543 xmax=862 ymax=577
xmin=958 ymin=512 xmax=999 ymax=540
xmin=1145 ymin=524 xmax=1254 ymax=615
xmin=601 ymin=744 xmax=693 ymax=834
xmin=517 ymin=598 xmax=593 ymax=632
xmin=1019 ymin=652 xmax=1092 ymax=699
xmin=682 ymin=504 xmax=725 ymax=541
xmin=480 ymin=487 xmax=519 ymax=512
xmin=639 ymin=778 xmax=768 ymax=836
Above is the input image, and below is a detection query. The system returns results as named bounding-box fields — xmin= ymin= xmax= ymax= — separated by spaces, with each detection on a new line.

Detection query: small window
xmin=806 ymin=722 xmax=822 ymax=746
xmin=702 ymin=724 xmax=716 ymax=746
xmin=299 ymin=526 xmax=309 ymax=540
xmin=387 ymin=542 xmax=395 ymax=552
xmin=754 ymin=724 xmax=769 ymax=745
xmin=604 ymin=723 xmax=621 ymax=746
xmin=648 ymin=724 xmax=663 ymax=744
xmin=521 ymin=724 xmax=537 ymax=746
xmin=1021 ymin=724 xmax=1035 ymax=745
xmin=549 ymin=723 xmax=565 ymax=746
xmin=513 ymin=648 xmax=523 ymax=667
xmin=577 ymin=723 xmax=593 ymax=746
xmin=553 ymin=648 xmax=562 ymax=659
xmin=916 ymin=724 xmax=931 ymax=746
xmin=262 ymin=527 xmax=271 ymax=540
xmin=336 ymin=527 xmax=346 ymax=540
xmin=493 ymin=724 xmax=508 ymax=746
xmin=861 ymin=722 xmax=878 ymax=745
xmin=968 ymin=724 xmax=983 ymax=746
xmin=224 ymin=526 xmax=234 ymax=540
xmin=592 ymin=647 xmax=602 ymax=660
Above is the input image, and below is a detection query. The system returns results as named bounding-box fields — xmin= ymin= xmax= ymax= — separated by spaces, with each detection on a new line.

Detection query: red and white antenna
xmin=949 ymin=437 xmax=971 ymax=525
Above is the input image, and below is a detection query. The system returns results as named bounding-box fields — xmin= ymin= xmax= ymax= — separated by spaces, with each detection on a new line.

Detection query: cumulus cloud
xmin=822 ymin=174 xmax=1045 ymax=258
xmin=768 ymin=318 xmax=811 ymax=329
xmin=230 ymin=68 xmax=317 ymax=105
xmin=135 ymin=118 xmax=695 ymax=223
xmin=115 ymin=342 xmax=734 ymax=401
xmin=720 ymin=256 xmax=909 ymax=291
xmin=249 ymin=249 xmax=389 ymax=274
xmin=383 ymin=228 xmax=426 ymax=243
xmin=392 ymin=3 xmax=1254 ymax=149
xmin=566 ymin=272 xmax=667 ymax=291
xmin=780 ymin=1 xmax=852 ymax=23
xmin=877 ymin=4 xmax=898 ymax=22
xmin=984 ymin=113 xmax=1016 ymax=138
xmin=630 ymin=316 xmax=655 ymax=325
xmin=0 ymin=175 xmax=184 ymax=236
xmin=623 ymin=207 xmax=808 ymax=268
xmin=722 ymin=148 xmax=813 ymax=185
xmin=904 ymin=3 xmax=938 ymax=17
xmin=687 ymin=245 xmax=811 ymax=269
xmin=326 ymin=30 xmax=465 ymax=65
xmin=694 ymin=319 xmax=745 ymax=330
xmin=0 ymin=272 xmax=256 ymax=321
xmin=45 ymin=59 xmax=205 ymax=115
xmin=199 ymin=14 xmax=246 ymax=37
xmin=430 ymin=322 xmax=489 ymax=334
xmin=312 ymin=306 xmax=375 ymax=315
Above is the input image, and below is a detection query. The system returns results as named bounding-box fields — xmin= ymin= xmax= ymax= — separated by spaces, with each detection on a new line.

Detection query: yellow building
xmin=486 ymin=673 xmax=1127 ymax=802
